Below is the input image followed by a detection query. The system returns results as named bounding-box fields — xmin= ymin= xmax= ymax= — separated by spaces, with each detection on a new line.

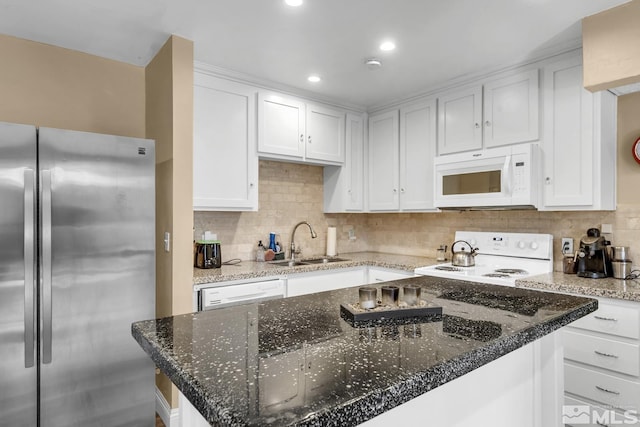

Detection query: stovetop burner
xmin=483 ymin=273 xmax=511 ymax=278
xmin=494 ymin=268 xmax=529 ymax=275
xmin=435 ymin=266 xmax=463 ymax=272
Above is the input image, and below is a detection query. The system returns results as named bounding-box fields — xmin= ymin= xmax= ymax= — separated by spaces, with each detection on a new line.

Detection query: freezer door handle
xmin=24 ymin=169 xmax=36 ymax=368
xmin=42 ymin=170 xmax=52 ymax=364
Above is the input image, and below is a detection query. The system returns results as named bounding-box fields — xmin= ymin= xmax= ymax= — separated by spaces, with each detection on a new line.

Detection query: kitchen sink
xmin=300 ymin=257 xmax=350 ymax=264
xmin=268 ymin=260 xmax=309 ymax=267
xmin=267 ymin=258 xmax=350 ymax=267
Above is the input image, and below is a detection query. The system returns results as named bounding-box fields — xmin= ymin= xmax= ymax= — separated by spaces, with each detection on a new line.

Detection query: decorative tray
xmin=340 ymin=301 xmax=443 ymax=327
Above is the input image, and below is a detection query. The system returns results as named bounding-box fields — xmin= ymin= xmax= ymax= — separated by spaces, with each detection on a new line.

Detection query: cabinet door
xmin=542 ymin=56 xmax=594 ymax=208
xmin=193 ymin=74 xmax=258 ymax=211
xmin=484 ymin=69 xmax=539 ymax=148
xmin=286 ymin=268 xmax=366 ymax=297
xmin=368 ymin=110 xmax=399 ymax=211
xmin=400 ymin=99 xmax=437 ymax=211
xmin=323 ymin=113 xmax=365 ymax=212
xmin=437 ymin=85 xmax=483 ymax=154
xmin=306 ymin=104 xmax=345 ymax=163
xmin=258 ymin=92 xmax=305 ymax=159
xmin=346 ymin=114 xmax=365 ymax=210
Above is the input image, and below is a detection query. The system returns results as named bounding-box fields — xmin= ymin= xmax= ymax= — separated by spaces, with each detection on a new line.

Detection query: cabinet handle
xmin=595 ymin=385 xmax=620 ymax=395
xmin=300 ymin=134 xmax=304 ymax=142
xmin=474 ymin=122 xmax=480 ymax=129
xmin=393 ymin=189 xmax=398 ymax=193
xmin=400 ymin=188 xmax=405 ymax=193
xmin=249 ymin=182 xmax=254 ymax=188
xmin=545 ymin=177 xmax=551 ymax=184
xmin=594 ymin=315 xmax=618 ymax=322
xmin=308 ymin=135 xmax=312 ymax=143
xmin=485 ymin=120 xmax=491 ymax=127
xmin=594 ymin=350 xmax=619 ymax=358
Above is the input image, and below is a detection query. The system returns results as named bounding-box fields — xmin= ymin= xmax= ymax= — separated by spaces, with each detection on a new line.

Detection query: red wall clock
xmin=634 ymin=137 xmax=640 ymax=164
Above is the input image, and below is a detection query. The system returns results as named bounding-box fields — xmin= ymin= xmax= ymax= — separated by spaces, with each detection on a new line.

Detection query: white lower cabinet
xmin=286 ymin=267 xmax=366 ymax=297
xmin=366 ymin=267 xmax=413 ymax=284
xmin=563 ymin=298 xmax=640 ymax=425
xmin=286 ymin=266 xmax=415 ymax=297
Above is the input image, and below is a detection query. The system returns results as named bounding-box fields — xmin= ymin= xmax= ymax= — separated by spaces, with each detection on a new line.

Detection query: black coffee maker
xmin=575 ymin=228 xmax=612 ymax=278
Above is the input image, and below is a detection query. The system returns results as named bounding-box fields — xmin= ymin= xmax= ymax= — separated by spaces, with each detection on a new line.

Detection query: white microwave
xmin=434 ymin=143 xmax=538 ymax=210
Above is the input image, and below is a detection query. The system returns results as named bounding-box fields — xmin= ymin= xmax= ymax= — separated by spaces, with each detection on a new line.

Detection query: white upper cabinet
xmin=483 ymin=69 xmax=539 ymax=148
xmin=258 ymin=92 xmax=305 ymax=159
xmin=368 ymin=99 xmax=437 ymax=212
xmin=258 ymin=91 xmax=345 ymax=165
xmin=399 ymin=100 xmax=437 ymax=211
xmin=368 ymin=110 xmax=400 ymax=211
xmin=437 ymin=69 xmax=539 ymax=155
xmin=193 ymin=72 xmax=258 ymax=211
xmin=324 ymin=113 xmax=365 ymax=212
xmin=306 ymin=104 xmax=345 ymax=163
xmin=540 ymin=54 xmax=616 ymax=211
xmin=437 ymin=85 xmax=483 ymax=154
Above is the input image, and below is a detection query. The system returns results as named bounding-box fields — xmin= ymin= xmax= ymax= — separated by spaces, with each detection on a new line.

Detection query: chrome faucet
xmin=290 ymin=221 xmax=317 ymax=261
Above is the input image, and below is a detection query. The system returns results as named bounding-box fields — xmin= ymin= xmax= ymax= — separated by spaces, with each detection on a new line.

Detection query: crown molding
xmin=193 ymin=61 xmax=366 ymax=113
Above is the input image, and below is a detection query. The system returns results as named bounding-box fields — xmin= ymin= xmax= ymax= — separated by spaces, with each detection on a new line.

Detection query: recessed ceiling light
xmin=380 ymin=41 xmax=396 ymax=51
xmin=285 ymin=0 xmax=303 ymax=6
xmin=307 ymin=75 xmax=321 ymax=83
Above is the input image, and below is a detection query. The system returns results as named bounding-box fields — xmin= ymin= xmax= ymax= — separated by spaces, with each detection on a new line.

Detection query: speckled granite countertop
xmin=133 ymin=276 xmax=597 ymax=427
xmin=193 ymin=252 xmax=438 ymax=285
xmin=517 ymin=272 xmax=640 ymax=302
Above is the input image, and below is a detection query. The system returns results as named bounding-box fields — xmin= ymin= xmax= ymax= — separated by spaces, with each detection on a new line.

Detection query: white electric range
xmin=415 ymin=231 xmax=554 ymax=286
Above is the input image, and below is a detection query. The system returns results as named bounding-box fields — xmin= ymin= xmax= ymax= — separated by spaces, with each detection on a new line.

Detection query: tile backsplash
xmin=195 ymin=160 xmax=640 ymax=272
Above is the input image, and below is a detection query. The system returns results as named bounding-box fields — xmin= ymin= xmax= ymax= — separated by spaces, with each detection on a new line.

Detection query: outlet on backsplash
xmin=348 ymin=228 xmax=356 ymax=241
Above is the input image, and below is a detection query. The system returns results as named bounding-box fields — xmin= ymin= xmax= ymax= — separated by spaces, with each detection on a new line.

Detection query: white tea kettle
xmin=451 ymin=240 xmax=478 ymax=267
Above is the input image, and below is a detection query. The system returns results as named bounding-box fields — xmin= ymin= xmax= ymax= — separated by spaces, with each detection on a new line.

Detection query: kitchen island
xmin=133 ymin=275 xmax=597 ymax=427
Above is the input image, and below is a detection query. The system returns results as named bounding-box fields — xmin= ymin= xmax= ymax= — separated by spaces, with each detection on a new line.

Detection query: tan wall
xmin=145 ymin=35 xmax=194 ymax=409
xmin=583 ymin=0 xmax=640 ymax=92
xmin=0 ymin=34 xmax=145 ymax=137
xmin=196 ymin=93 xmax=640 ymax=273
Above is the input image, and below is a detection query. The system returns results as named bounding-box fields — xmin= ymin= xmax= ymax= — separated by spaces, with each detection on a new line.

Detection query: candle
xmin=358 ymin=286 xmax=377 ymax=309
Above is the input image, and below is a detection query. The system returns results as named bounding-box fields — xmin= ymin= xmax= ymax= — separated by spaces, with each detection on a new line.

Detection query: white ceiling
xmin=0 ymin=0 xmax=630 ymax=109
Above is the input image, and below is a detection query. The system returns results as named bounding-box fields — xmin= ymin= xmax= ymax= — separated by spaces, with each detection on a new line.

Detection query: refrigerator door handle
xmin=24 ymin=169 xmax=36 ymax=368
xmin=42 ymin=170 xmax=53 ymax=364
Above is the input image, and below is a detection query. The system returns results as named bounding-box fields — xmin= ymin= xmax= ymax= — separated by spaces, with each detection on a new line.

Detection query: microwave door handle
xmin=502 ymin=155 xmax=512 ymax=195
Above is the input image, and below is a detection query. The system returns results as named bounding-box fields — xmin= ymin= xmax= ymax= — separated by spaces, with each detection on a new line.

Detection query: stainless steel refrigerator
xmin=0 ymin=122 xmax=156 ymax=426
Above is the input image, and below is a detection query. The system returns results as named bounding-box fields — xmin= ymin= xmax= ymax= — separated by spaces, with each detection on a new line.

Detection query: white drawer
xmin=569 ymin=302 xmax=639 ymax=339
xmin=564 ymin=329 xmax=640 ymax=377
xmin=564 ymin=395 xmax=640 ymax=427
xmin=565 ymin=364 xmax=640 ymax=411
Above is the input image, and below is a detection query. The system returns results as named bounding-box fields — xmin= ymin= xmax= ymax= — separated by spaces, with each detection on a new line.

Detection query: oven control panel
xmin=456 ymin=231 xmax=553 ymax=260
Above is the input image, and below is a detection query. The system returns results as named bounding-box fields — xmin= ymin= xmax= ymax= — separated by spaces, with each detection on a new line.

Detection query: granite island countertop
xmin=133 ymin=275 xmax=597 ymax=427
xmin=516 ymin=272 xmax=640 ymax=302
xmin=193 ymin=252 xmax=438 ymax=285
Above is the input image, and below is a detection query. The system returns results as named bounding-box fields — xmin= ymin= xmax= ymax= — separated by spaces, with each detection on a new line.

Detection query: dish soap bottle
xmin=256 ymin=240 xmax=266 ymax=262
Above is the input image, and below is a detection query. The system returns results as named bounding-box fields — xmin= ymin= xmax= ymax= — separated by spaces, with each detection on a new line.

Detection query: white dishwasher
xmin=197 ymin=278 xmax=285 ymax=311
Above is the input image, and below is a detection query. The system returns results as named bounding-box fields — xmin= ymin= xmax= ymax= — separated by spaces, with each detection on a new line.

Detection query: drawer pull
xmin=595 ymin=385 xmax=620 ymax=395
xmin=594 ymin=350 xmax=619 ymax=358
xmin=594 ymin=315 xmax=618 ymax=322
